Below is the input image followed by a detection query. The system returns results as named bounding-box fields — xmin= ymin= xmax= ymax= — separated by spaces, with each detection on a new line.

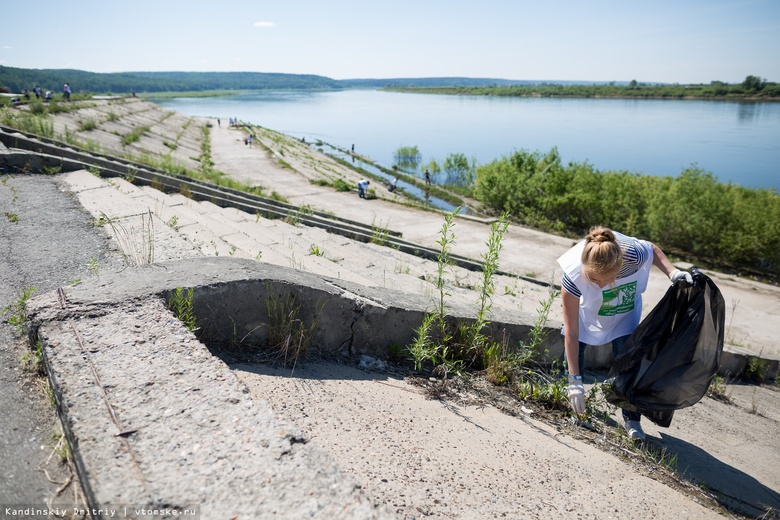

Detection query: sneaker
xmin=624 ymin=419 xmax=646 ymax=441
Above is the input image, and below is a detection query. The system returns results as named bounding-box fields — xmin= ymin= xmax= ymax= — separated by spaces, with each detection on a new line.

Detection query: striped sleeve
xmin=617 ymin=235 xmax=651 ymax=279
xmin=561 ymin=273 xmax=582 ymax=298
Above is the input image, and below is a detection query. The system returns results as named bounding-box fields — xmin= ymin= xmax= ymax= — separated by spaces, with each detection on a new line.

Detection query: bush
xmin=475 ymin=149 xmax=780 ymax=276
xmin=333 ymin=179 xmax=352 ymax=192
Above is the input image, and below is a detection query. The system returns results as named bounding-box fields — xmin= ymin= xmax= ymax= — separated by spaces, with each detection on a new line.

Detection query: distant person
xmin=559 ymin=226 xmax=692 ymax=441
xmin=351 ymin=144 xmax=355 ymax=153
xmin=22 ymin=88 xmax=30 ymax=100
xmin=424 ymin=169 xmax=431 ymax=185
xmin=388 ymin=177 xmax=398 ymax=193
xmin=357 ymin=179 xmax=370 ymax=198
xmin=63 ymin=83 xmax=71 ymax=101
xmin=33 ymin=85 xmax=41 ymax=99
xmin=217 ymin=118 xmax=221 ymax=127
xmin=44 ymin=90 xmax=52 ymax=101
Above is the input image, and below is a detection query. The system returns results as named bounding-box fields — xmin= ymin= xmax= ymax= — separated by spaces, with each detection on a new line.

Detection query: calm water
xmin=155 ymin=90 xmax=780 ymax=190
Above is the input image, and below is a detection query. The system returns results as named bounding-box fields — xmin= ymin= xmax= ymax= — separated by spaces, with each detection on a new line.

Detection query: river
xmin=154 ymin=89 xmax=779 ymax=190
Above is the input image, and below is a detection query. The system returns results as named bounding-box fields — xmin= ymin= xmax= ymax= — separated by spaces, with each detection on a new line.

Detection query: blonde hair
xmin=581 ymin=226 xmax=623 ymax=284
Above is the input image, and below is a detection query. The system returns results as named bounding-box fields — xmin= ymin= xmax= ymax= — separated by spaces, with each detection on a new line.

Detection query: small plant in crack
xmin=265 ymin=288 xmax=323 ymax=371
xmin=167 ymin=287 xmax=198 ymax=332
xmin=2 ymin=286 xmax=37 ymax=337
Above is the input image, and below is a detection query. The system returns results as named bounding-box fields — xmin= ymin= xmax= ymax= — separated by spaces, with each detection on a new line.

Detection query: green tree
xmin=742 ymin=75 xmax=766 ymax=92
xmin=442 ymin=153 xmax=474 ymax=187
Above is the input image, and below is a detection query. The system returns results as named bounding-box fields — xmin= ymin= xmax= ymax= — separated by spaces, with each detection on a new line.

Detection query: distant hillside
xmin=0 ymin=66 xmax=342 ymax=93
xmin=0 ymin=66 xmax=618 ymax=94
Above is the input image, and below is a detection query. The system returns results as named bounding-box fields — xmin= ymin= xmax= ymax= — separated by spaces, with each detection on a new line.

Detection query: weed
xmin=744 ymin=355 xmax=769 ymax=383
xmin=100 ymin=210 xmax=155 ymax=266
xmin=333 ymin=179 xmax=352 ymax=192
xmin=516 ymin=376 xmax=569 ymax=410
xmin=309 ymin=244 xmax=324 ymax=256
xmin=284 ymin=209 xmax=302 ymax=227
xmin=79 ymin=118 xmax=98 ymax=131
xmin=265 ymin=289 xmax=322 ymax=370
xmin=370 ymin=217 xmax=392 ymax=246
xmin=484 ymin=334 xmax=516 ymax=386
xmin=20 ymin=340 xmax=45 ymax=376
xmin=81 ymin=139 xmax=102 ymax=153
xmin=270 ymin=191 xmax=288 ymax=203
xmin=2 ymin=287 xmax=37 ymax=337
xmin=278 ymin=159 xmax=293 ymax=170
xmin=48 ymin=432 xmax=72 ymax=464
xmin=42 ymin=165 xmax=61 ymax=175
xmin=387 ymin=342 xmax=409 ymax=364
xmin=167 ymin=287 xmax=198 ymax=332
xmin=707 ymin=375 xmax=733 ymax=402
xmin=408 ymin=312 xmax=439 ymax=372
xmin=122 ymin=124 xmax=151 ymax=146
xmin=407 ymin=209 xmax=460 ymax=373
xmin=310 ymin=179 xmax=329 ymax=186
xmin=466 ymin=212 xmax=509 ymax=360
xmin=0 ymin=108 xmax=54 ymax=137
xmin=4 ymin=211 xmax=18 ymax=223
xmin=166 ymin=215 xmax=179 ymax=229
xmin=150 ymin=176 xmax=165 ymax=191
xmin=750 ymin=387 xmax=762 ymax=415
xmin=87 ymin=256 xmax=102 ymax=276
xmin=641 ymin=443 xmax=679 ymax=472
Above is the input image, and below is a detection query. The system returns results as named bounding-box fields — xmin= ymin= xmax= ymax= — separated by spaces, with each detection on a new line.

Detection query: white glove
xmin=670 ymin=269 xmax=693 ymax=285
xmin=567 ymin=374 xmax=585 ymax=415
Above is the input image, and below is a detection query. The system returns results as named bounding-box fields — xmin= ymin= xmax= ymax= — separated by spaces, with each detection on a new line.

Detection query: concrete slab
xmin=29 ymin=289 xmax=392 ymax=519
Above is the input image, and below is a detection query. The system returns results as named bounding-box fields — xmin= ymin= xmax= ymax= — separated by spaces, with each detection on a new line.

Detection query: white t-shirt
xmin=557 ymin=232 xmax=654 ymax=345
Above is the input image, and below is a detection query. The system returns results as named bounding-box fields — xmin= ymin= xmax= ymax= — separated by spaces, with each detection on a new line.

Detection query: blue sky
xmin=2 ymin=0 xmax=778 ymax=83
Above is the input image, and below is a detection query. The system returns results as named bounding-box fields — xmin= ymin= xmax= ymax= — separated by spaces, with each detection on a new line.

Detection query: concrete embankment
xmin=1 ymin=96 xmax=778 ymax=518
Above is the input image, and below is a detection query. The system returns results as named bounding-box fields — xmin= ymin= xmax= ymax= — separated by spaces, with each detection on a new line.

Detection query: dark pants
xmin=574 ymin=335 xmax=641 ymax=422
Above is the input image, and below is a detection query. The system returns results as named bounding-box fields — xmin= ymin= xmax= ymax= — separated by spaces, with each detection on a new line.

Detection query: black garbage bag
xmin=603 ymin=268 xmax=725 ymax=427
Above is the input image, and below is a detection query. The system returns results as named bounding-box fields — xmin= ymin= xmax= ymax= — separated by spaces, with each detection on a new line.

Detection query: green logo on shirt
xmin=598 ymin=281 xmax=637 ymax=316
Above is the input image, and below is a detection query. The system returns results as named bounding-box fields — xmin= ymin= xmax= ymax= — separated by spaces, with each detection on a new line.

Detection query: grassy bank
xmin=384 ymin=77 xmax=780 ymax=101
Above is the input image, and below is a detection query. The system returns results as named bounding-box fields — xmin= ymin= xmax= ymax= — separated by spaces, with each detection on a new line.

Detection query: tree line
xmin=474 ymin=148 xmax=779 ymax=279
xmin=0 ymin=67 xmax=343 ymax=94
xmin=385 ymin=76 xmax=780 ymax=100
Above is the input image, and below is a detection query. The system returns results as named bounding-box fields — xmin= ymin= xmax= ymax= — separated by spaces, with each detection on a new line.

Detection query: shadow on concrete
xmin=657 ymin=432 xmax=780 ymax=517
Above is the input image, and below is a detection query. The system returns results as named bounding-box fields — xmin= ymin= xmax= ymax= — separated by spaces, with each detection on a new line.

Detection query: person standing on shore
xmin=63 ymin=83 xmax=71 ymax=101
xmin=558 ymin=226 xmax=692 ymax=441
